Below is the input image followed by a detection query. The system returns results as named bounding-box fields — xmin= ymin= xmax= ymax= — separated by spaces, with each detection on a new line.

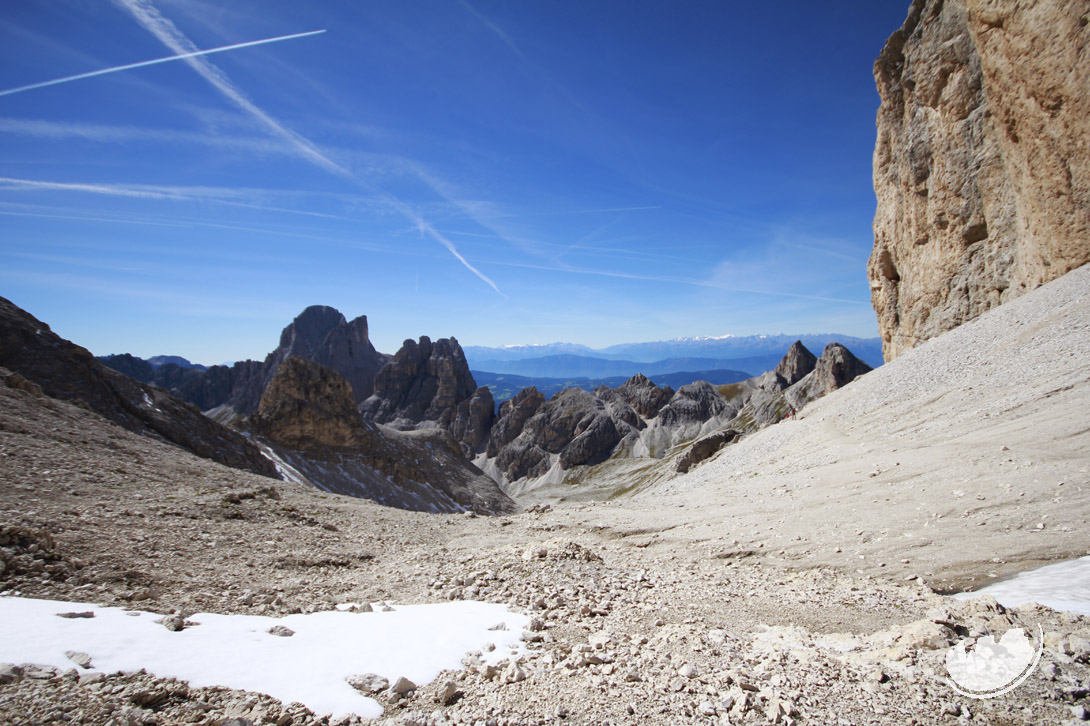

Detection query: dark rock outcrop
xmin=494 ymin=389 xmax=623 ymax=481
xmin=486 ymin=387 xmax=546 ymax=458
xmin=108 ymin=306 xmax=389 ymax=418
xmin=786 ymin=343 xmax=873 ymax=409
xmin=360 ymin=336 xmax=487 ymax=454
xmin=267 ymin=306 xmax=385 ymax=406
xmin=675 ymin=429 xmax=741 ymax=474
xmin=249 ymin=357 xmax=514 ymax=514
xmin=450 ymin=386 xmax=496 ymax=455
xmin=98 ymin=353 xmax=154 ymax=383
xmin=655 ymin=381 xmax=729 ymax=427
xmin=0 ymin=297 xmax=277 ymax=478
xmin=869 ymin=0 xmax=1090 ymax=361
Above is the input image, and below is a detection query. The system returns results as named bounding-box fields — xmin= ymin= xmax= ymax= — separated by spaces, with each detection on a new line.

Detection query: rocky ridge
xmin=249 ymin=356 xmax=514 ymax=515
xmin=869 ymin=0 xmax=1090 ymax=361
xmin=0 ymin=297 xmax=275 ymax=479
xmin=482 ymin=340 xmax=872 ymax=498
xmin=360 ymin=336 xmax=494 ymax=457
xmin=101 ymin=305 xmax=389 ymax=419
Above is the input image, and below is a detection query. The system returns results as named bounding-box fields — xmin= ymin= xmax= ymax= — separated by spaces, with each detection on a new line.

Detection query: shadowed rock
xmin=486 ymin=387 xmax=546 ymax=458
xmin=360 ymin=336 xmax=489 ymax=455
xmin=676 ymin=429 xmax=742 ymax=474
xmin=0 ymin=297 xmax=277 ymax=478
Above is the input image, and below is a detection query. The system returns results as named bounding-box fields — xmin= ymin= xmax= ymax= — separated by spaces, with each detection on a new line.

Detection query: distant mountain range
xmin=472 ymin=368 xmax=752 ymax=403
xmin=464 ymin=334 xmax=883 ymax=379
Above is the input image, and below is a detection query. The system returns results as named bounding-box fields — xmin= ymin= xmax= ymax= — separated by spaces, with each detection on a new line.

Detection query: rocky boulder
xmin=869 ymin=0 xmax=1090 ymax=361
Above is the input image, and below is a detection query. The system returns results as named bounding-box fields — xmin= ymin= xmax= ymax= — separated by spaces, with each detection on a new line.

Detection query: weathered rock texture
xmin=360 ymin=336 xmax=492 ymax=455
xmin=249 ymin=356 xmax=365 ymax=450
xmin=0 ymin=297 xmax=277 ymax=478
xmin=250 ymin=357 xmax=514 ymax=514
xmin=486 ymin=387 xmax=547 ymax=458
xmin=491 ymin=388 xmax=631 ymax=482
xmin=869 ymin=0 xmax=1090 ymax=361
xmin=614 ymin=373 xmax=675 ymax=419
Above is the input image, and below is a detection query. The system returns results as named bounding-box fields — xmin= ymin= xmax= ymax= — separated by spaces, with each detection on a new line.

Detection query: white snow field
xmin=953 ymin=555 xmax=1090 ymax=617
xmin=0 ymin=596 xmax=529 ymax=718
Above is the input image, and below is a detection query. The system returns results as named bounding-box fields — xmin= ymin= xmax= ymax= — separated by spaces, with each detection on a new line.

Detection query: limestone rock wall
xmin=869 ymin=0 xmax=1090 ymax=360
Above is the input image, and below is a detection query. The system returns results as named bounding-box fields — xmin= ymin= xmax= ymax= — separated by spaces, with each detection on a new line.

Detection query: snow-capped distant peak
xmin=670 ymin=334 xmax=737 ymax=343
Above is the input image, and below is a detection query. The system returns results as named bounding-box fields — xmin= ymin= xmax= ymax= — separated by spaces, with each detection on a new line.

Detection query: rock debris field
xmin=1 ymin=266 xmax=1089 ymax=725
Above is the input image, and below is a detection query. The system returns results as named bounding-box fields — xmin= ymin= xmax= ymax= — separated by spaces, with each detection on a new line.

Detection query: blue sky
xmin=0 ymin=1 xmax=909 ymax=364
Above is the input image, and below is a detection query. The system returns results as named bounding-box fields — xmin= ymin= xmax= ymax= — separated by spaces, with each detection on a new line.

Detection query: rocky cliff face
xmin=360 ymin=336 xmax=492 ymax=455
xmin=249 ymin=356 xmax=366 ymax=450
xmin=869 ymin=0 xmax=1090 ymax=361
xmin=486 ymin=387 xmax=546 ymax=458
xmin=489 ymin=388 xmax=633 ymax=482
xmin=0 ymin=297 xmax=277 ymax=479
xmin=249 ymin=356 xmax=514 ymax=514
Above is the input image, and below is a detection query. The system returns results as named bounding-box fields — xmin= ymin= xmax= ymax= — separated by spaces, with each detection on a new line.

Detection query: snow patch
xmin=0 ymin=596 xmax=530 ymax=719
xmin=953 ymin=555 xmax=1090 ymax=617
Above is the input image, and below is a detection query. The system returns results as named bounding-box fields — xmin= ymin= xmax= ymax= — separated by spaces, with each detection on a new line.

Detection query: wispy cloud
xmin=114 ymin=0 xmax=348 ymax=177
xmin=0 ymin=117 xmax=294 ymax=155
xmin=0 ymin=29 xmax=325 ymax=98
xmin=560 ymin=206 xmax=661 ymax=215
xmin=457 ymin=0 xmax=587 ymax=114
xmin=112 ymin=0 xmax=503 ymax=296
xmin=0 ymin=176 xmax=348 ymax=220
xmin=490 ymin=258 xmax=870 ymax=306
xmin=0 ymin=268 xmax=298 ymax=320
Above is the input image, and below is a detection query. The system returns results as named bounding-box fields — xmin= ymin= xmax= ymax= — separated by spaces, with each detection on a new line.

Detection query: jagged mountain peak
xmin=774 ymin=341 xmax=818 ymax=387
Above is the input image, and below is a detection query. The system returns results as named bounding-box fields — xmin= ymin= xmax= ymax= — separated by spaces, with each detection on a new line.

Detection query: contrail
xmin=114 ymin=0 xmax=504 ymax=296
xmin=0 ymin=29 xmax=326 ymax=98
